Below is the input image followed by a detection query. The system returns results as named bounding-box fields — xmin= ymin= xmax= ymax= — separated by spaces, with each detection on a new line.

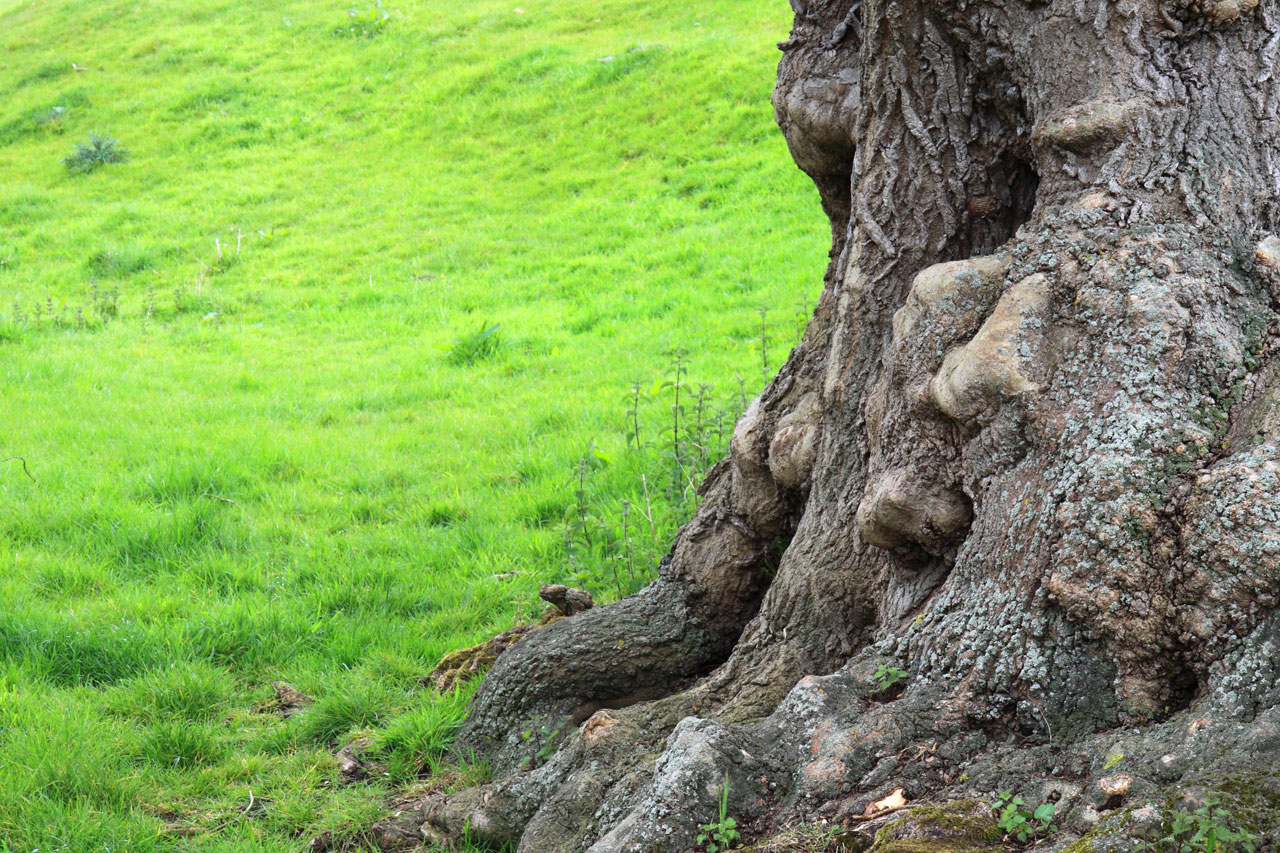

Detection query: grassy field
xmin=0 ymin=0 xmax=825 ymax=849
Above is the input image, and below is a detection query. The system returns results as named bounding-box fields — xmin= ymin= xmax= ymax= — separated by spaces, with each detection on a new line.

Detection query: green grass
xmin=0 ymin=0 xmax=826 ymax=849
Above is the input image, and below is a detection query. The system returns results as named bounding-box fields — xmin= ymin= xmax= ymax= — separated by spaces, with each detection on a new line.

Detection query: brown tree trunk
xmin=408 ymin=0 xmax=1280 ymax=848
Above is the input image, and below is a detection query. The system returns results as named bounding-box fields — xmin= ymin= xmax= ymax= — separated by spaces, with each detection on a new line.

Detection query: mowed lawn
xmin=0 ymin=0 xmax=826 ymax=849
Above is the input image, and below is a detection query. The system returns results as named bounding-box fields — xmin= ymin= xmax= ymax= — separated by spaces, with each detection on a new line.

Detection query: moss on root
xmin=872 ymin=843 xmax=999 ymax=853
xmin=740 ymin=801 xmax=1003 ymax=853
xmin=1215 ymin=773 xmax=1280 ymax=836
xmin=867 ymin=801 xmax=1003 ymax=852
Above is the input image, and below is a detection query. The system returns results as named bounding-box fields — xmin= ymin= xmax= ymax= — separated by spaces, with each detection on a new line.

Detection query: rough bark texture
xmin=403 ymin=0 xmax=1280 ymax=848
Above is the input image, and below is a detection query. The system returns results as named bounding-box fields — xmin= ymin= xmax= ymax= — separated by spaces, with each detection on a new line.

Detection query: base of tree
xmin=359 ymin=618 xmax=1280 ymax=851
xmin=372 ymin=0 xmax=1280 ymax=844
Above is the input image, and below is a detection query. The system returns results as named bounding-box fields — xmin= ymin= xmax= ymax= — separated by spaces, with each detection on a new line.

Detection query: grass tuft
xmin=140 ymin=720 xmax=223 ymax=767
xmin=445 ymin=321 xmax=502 ymax=366
xmin=105 ymin=662 xmax=234 ymax=723
xmin=377 ymin=686 xmax=473 ymax=780
xmin=297 ymin=682 xmax=396 ymax=745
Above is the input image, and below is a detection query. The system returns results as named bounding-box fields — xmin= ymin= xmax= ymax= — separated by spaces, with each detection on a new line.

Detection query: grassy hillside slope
xmin=0 ymin=0 xmax=825 ymax=849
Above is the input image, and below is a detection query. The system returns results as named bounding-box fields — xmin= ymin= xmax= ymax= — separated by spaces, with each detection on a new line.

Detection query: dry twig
xmin=2 ymin=456 xmax=34 ymax=482
xmin=200 ymin=492 xmax=244 ymax=510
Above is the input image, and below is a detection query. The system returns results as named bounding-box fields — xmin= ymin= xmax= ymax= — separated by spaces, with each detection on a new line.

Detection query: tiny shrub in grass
xmin=335 ymin=2 xmax=390 ymax=37
xmin=63 ymin=132 xmax=128 ymax=173
xmin=35 ymin=104 xmax=69 ymax=132
xmin=561 ymin=356 xmax=746 ymax=602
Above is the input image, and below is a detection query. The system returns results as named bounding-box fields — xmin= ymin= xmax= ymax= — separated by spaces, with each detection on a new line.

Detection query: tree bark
xmin=409 ymin=0 xmax=1280 ymax=848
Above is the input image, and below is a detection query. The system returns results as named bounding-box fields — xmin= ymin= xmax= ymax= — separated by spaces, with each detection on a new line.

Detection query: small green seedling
xmin=872 ymin=663 xmax=907 ymax=694
xmin=697 ymin=773 xmax=741 ymax=852
xmin=517 ymin=723 xmax=574 ymax=770
xmin=1137 ymin=795 xmax=1258 ymax=853
xmin=993 ymin=791 xmax=1056 ymax=844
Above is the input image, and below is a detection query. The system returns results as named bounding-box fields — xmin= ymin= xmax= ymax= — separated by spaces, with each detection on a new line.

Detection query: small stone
xmin=1127 ymin=805 xmax=1164 ymax=840
xmin=582 ymin=710 xmax=621 ymax=744
xmin=335 ymin=737 xmax=383 ymax=781
xmin=265 ymin=681 xmax=314 ymax=717
xmin=539 ymin=584 xmax=594 ymax=616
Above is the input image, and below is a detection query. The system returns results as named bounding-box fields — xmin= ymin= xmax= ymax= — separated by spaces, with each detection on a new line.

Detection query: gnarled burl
xmin=407 ymin=0 xmax=1280 ymax=848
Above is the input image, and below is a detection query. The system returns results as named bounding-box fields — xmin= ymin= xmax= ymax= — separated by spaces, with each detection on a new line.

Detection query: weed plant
xmin=993 ymin=791 xmax=1057 ymax=844
xmin=336 ymin=2 xmax=391 ymax=38
xmin=871 ymin=664 xmax=907 ymax=694
xmin=35 ymin=104 xmax=70 ymax=131
xmin=561 ymin=354 xmax=745 ymax=599
xmin=697 ymin=773 xmax=741 ymax=852
xmin=0 ymin=0 xmax=824 ymax=849
xmin=63 ymin=131 xmax=128 ymax=173
xmin=1138 ymin=796 xmax=1258 ymax=853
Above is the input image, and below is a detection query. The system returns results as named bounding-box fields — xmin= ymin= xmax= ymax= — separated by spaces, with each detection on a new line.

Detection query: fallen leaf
xmin=864 ymin=786 xmax=907 ymax=817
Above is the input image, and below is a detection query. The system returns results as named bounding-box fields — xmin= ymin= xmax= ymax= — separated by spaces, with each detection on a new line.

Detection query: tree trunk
xmin=411 ymin=0 xmax=1280 ymax=848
